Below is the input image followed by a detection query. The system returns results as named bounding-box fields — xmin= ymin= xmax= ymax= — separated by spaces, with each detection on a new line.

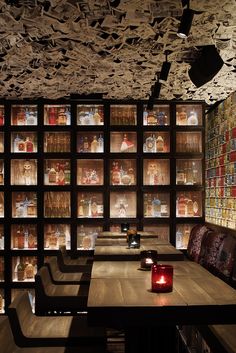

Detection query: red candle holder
xmin=151 ymin=264 xmax=173 ymax=293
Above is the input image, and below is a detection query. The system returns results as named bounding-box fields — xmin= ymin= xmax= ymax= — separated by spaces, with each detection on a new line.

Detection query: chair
xmin=57 ymin=246 xmax=93 ymax=273
xmin=8 ymin=292 xmax=106 ymax=351
xmin=45 ymin=257 xmax=91 ymax=285
xmin=0 ymin=315 xmax=66 ymax=353
xmin=35 ymin=265 xmax=89 ymax=315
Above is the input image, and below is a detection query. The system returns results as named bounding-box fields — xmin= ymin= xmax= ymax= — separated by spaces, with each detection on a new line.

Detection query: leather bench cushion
xmin=198 ymin=231 xmax=226 ymax=272
xmin=187 ymin=224 xmax=211 ymax=262
xmin=217 ymin=234 xmax=236 ymax=279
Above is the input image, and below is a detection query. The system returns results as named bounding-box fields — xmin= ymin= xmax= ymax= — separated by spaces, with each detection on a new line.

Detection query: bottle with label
xmin=58 ymin=226 xmax=66 ymax=247
xmin=0 ymin=108 xmax=4 ymax=126
xmin=13 ymin=134 xmax=21 ymax=152
xmin=176 ymin=165 xmax=185 ymax=185
xmin=146 ymin=194 xmax=153 ymax=217
xmin=17 ymin=259 xmax=25 ymax=281
xmin=48 ymin=167 xmax=57 ymax=184
xmin=147 ymin=111 xmax=156 ymax=125
xmin=152 ymin=195 xmax=161 ymax=217
xmin=178 ymin=108 xmax=187 ymax=125
xmin=91 ymin=136 xmax=98 ymax=152
xmin=112 ymin=162 xmax=121 ymax=185
xmin=17 ymin=226 xmax=25 ymax=249
xmin=98 ymin=134 xmax=104 ymax=152
xmin=186 ymin=194 xmax=194 ymax=217
xmin=156 ymin=135 xmax=164 ymax=152
xmin=28 ymin=229 xmax=35 ymax=249
xmin=78 ymin=194 xmax=85 ymax=217
xmin=187 ymin=110 xmax=198 ymax=125
xmin=25 ymin=258 xmax=34 ymax=279
xmin=17 ymin=108 xmax=26 ymax=125
xmin=177 ymin=194 xmax=186 ymax=217
xmin=160 ymin=199 xmax=168 ymax=217
xmin=58 ymin=108 xmax=67 ymax=125
xmin=193 ymin=195 xmax=200 ymax=217
xmin=145 ymin=135 xmax=155 ymax=152
xmin=83 ymin=137 xmax=89 ymax=152
xmin=64 ymin=162 xmax=70 ymax=185
xmin=77 ymin=224 xmax=86 ymax=248
xmin=25 ymin=137 xmax=34 ymax=153
xmin=57 ymin=164 xmax=65 ymax=185
xmin=91 ymin=196 xmax=98 ymax=217
xmin=176 ymin=228 xmax=183 ymax=249
xmin=26 ymin=109 xmax=37 ymax=125
xmin=185 ymin=162 xmax=193 ymax=185
xmin=48 ymin=107 xmax=56 ymax=125
xmin=0 ymin=167 xmax=3 ymax=185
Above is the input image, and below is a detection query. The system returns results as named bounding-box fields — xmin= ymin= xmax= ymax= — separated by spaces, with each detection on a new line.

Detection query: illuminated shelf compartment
xmin=110 ymin=159 xmax=136 ymax=185
xmin=11 ymin=159 xmax=37 ymax=185
xmin=12 ymin=256 xmax=37 ymax=282
xmin=77 ymin=104 xmax=104 ymax=125
xmin=11 ymin=132 xmax=36 ymax=153
xmin=77 ymin=192 xmax=103 ymax=218
xmin=77 ymin=132 xmax=104 ymax=153
xmin=12 ymin=192 xmax=37 ymax=218
xmin=143 ymin=192 xmax=170 ymax=218
xmin=11 ymin=105 xmax=37 ymax=126
xmin=0 ymin=289 xmax=4 ymax=313
xmin=44 ymin=192 xmax=71 ymax=218
xmin=143 ymin=132 xmax=170 ymax=153
xmin=176 ymin=191 xmax=202 ymax=218
xmin=143 ymin=104 xmax=170 ymax=126
xmin=77 ymin=159 xmax=104 ymax=185
xmin=110 ymin=104 xmax=137 ymax=125
xmin=44 ymin=159 xmax=71 ymax=186
xmin=176 ymin=104 xmax=202 ymax=126
xmin=44 ymin=132 xmax=71 ymax=153
xmin=11 ymin=224 xmax=37 ymax=250
xmin=175 ymin=223 xmax=196 ymax=249
xmin=110 ymin=132 xmax=137 ymax=153
xmin=44 ymin=224 xmax=70 ymax=250
xmin=0 ymin=225 xmax=4 ymax=250
xmin=143 ymin=224 xmax=169 ymax=242
xmin=143 ymin=159 xmax=170 ymax=185
xmin=44 ymin=104 xmax=71 ymax=125
xmin=176 ymin=159 xmax=202 ymax=186
xmin=77 ymin=224 xmax=102 ymax=250
xmin=176 ymin=132 xmax=202 ymax=153
xmin=110 ymin=191 xmax=136 ymax=218
xmin=0 ymin=192 xmax=5 ymax=217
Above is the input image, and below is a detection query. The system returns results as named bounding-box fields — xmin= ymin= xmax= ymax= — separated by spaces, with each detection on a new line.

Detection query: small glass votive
xmin=121 ymin=223 xmax=130 ymax=233
xmin=127 ymin=230 xmax=140 ymax=249
xmin=140 ymin=250 xmax=158 ymax=270
xmin=151 ymin=264 xmax=173 ymax=293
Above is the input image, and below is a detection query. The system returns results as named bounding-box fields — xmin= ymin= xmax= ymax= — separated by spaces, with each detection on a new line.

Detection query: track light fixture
xmin=147 ymin=96 xmax=154 ymax=111
xmin=159 ymin=51 xmax=171 ymax=83
xmin=151 ymin=81 xmax=162 ymax=98
xmin=177 ymin=1 xmax=194 ymax=39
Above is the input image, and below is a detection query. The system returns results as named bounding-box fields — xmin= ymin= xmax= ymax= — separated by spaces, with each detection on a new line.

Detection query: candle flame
xmin=156 ymin=276 xmax=166 ymax=284
xmin=145 ymin=258 xmax=153 ymax=264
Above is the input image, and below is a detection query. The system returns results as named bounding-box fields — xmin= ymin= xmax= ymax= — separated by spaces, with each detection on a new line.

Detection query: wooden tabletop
xmin=99 ymin=231 xmax=157 ymax=238
xmin=95 ymin=237 xmax=170 ymax=246
xmin=88 ymin=260 xmax=236 ymax=327
xmin=94 ymin=243 xmax=185 ymax=261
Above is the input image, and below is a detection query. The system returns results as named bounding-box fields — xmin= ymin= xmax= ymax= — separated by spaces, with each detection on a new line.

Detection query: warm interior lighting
xmin=177 ymin=6 xmax=194 ymax=39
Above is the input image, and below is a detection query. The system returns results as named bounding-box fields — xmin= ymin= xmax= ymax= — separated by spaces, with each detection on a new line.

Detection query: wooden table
xmin=88 ymin=260 xmax=236 ymax=352
xmin=99 ymin=231 xmax=158 ymax=238
xmin=94 ymin=243 xmax=185 ymax=261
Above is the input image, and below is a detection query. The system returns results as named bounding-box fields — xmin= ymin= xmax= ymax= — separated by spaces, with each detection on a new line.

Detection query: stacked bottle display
xmin=0 ymin=101 xmax=204 ymax=311
xmin=205 ymin=92 xmax=236 ymax=229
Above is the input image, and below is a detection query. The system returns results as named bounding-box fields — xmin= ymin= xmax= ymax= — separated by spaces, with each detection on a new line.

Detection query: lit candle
xmin=151 ymin=264 xmax=173 ymax=292
xmin=145 ymin=258 xmax=153 ymax=265
xmin=140 ymin=250 xmax=158 ymax=269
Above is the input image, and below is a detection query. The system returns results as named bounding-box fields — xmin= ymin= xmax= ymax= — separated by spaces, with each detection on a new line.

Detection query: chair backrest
xmin=48 ymin=256 xmax=60 ymax=273
xmin=0 ymin=316 xmax=18 ymax=353
xmin=8 ymin=291 xmax=34 ymax=344
xmin=59 ymin=245 xmax=67 ymax=259
xmin=35 ymin=265 xmax=53 ymax=295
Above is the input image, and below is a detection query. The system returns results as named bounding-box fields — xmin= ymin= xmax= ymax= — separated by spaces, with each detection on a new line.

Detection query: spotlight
xmin=151 ymin=81 xmax=162 ymax=98
xmin=188 ymin=45 xmax=224 ymax=87
xmin=159 ymin=51 xmax=171 ymax=82
xmin=177 ymin=6 xmax=194 ymax=39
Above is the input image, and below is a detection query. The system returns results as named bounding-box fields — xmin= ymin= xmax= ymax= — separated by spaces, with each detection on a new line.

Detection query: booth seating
xmin=45 ymin=257 xmax=91 ymax=285
xmin=0 ymin=316 xmax=66 ymax=353
xmin=183 ymin=224 xmax=236 ymax=353
xmin=35 ymin=265 xmax=89 ymax=315
xmin=57 ymin=246 xmax=93 ymax=273
xmin=8 ymin=292 xmax=106 ymax=351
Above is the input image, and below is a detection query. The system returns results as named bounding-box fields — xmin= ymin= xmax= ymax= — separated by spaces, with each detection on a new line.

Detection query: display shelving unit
xmin=0 ymin=99 xmax=205 ymax=313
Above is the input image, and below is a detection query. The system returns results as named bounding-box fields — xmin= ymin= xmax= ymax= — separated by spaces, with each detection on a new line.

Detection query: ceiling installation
xmin=0 ymin=0 xmax=235 ymax=104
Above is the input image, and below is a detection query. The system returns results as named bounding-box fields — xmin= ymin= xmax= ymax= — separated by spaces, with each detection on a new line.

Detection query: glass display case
xmin=44 ymin=159 xmax=71 ymax=185
xmin=77 ymin=132 xmax=104 ymax=153
xmin=77 ymin=159 xmax=103 ymax=185
xmin=12 ymin=192 xmax=37 ymax=218
xmin=143 ymin=104 xmax=170 ymax=126
xmin=77 ymin=224 xmax=102 ymax=250
xmin=143 ymin=159 xmax=170 ymax=185
xmin=176 ymin=104 xmax=202 ymax=126
xmin=11 ymin=224 xmax=37 ymax=250
xmin=176 ymin=191 xmax=202 ymax=218
xmin=176 ymin=159 xmax=202 ymax=185
xmin=11 ymin=132 xmax=37 ymax=153
xmin=77 ymin=192 xmax=103 ymax=218
xmin=12 ymin=256 xmax=37 ymax=282
xmin=110 ymin=104 xmax=137 ymax=125
xmin=110 ymin=132 xmax=137 ymax=153
xmin=176 ymin=132 xmax=202 ymax=153
xmin=77 ymin=104 xmax=104 ymax=125
xmin=44 ymin=224 xmax=70 ymax=250
xmin=44 ymin=192 xmax=70 ymax=218
xmin=11 ymin=105 xmax=38 ymax=126
xmin=143 ymin=132 xmax=170 ymax=153
xmin=110 ymin=159 xmax=136 ymax=185
xmin=11 ymin=159 xmax=37 ymax=185
xmin=110 ymin=191 xmax=137 ymax=218
xmin=143 ymin=192 xmax=170 ymax=218
xmin=44 ymin=104 xmax=71 ymax=125
xmin=44 ymin=132 xmax=71 ymax=153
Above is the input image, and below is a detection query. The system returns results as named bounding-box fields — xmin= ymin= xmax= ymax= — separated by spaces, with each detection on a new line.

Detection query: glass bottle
xmin=25 ymin=258 xmax=34 ymax=279
xmin=152 ymin=195 xmax=161 ymax=217
xmin=28 ymin=228 xmax=35 ymax=249
xmin=83 ymin=137 xmax=89 ymax=152
xmin=176 ymin=228 xmax=183 ymax=248
xmin=187 ymin=109 xmax=198 ymax=125
xmin=17 ymin=259 xmax=25 ymax=281
xmin=0 ymin=166 xmax=3 ymax=185
xmin=145 ymin=134 xmax=155 ymax=152
xmin=156 ymin=135 xmax=164 ymax=152
xmin=186 ymin=194 xmax=194 ymax=217
xmin=58 ymin=108 xmax=67 ymax=125
xmin=176 ymin=164 xmax=185 ymax=185
xmin=98 ymin=134 xmax=104 ymax=152
xmin=193 ymin=195 xmax=200 ymax=217
xmin=77 ymin=224 xmax=86 ymax=248
xmin=64 ymin=162 xmax=70 ymax=185
xmin=57 ymin=164 xmax=65 ymax=185
xmin=0 ymin=108 xmax=4 ymax=126
xmin=13 ymin=134 xmax=21 ymax=152
xmin=48 ymin=167 xmax=57 ymax=184
xmin=25 ymin=137 xmax=34 ymax=153
xmin=91 ymin=196 xmax=98 ymax=217
xmin=48 ymin=107 xmax=56 ymax=125
xmin=178 ymin=108 xmax=187 ymax=125
xmin=177 ymin=194 xmax=186 ymax=217
xmin=17 ymin=225 xmax=25 ymax=249
xmin=91 ymin=135 xmax=98 ymax=153
xmin=58 ymin=226 xmax=66 ymax=247
xmin=78 ymin=194 xmax=85 ymax=217
xmin=17 ymin=108 xmax=26 ymax=125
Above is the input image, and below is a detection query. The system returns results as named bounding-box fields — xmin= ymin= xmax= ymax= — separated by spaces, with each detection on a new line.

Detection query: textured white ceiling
xmin=0 ymin=0 xmax=235 ymax=104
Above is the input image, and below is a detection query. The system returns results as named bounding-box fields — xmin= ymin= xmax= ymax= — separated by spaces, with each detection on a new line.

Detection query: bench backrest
xmin=9 ymin=291 xmax=33 ymax=337
xmin=35 ymin=265 xmax=53 ymax=294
